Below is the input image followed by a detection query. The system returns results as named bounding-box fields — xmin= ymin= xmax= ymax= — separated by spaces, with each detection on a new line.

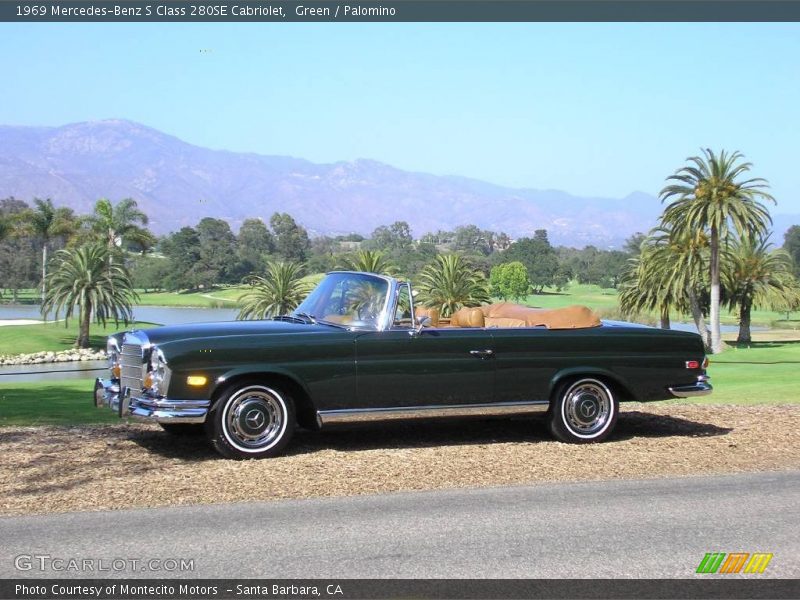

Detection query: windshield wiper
xmin=272 ymin=315 xmax=309 ymax=324
xmin=293 ymin=311 xmax=318 ymax=324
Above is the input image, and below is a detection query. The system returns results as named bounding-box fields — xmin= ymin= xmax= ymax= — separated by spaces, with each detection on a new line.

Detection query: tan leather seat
xmin=450 ymin=307 xmax=486 ymax=328
xmin=445 ymin=302 xmax=600 ymax=329
xmin=481 ymin=302 xmax=601 ymax=329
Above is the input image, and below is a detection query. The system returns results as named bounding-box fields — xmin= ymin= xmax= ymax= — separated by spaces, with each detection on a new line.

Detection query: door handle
xmin=469 ymin=349 xmax=495 ymax=359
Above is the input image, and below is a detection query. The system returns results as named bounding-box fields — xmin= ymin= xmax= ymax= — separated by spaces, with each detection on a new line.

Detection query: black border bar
xmin=2 ymin=579 xmax=800 ymax=600
xmin=4 ymin=1 xmax=800 ymax=23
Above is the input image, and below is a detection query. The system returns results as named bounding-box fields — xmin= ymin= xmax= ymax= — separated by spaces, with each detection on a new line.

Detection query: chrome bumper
xmin=669 ymin=375 xmax=713 ymax=398
xmin=94 ymin=378 xmax=209 ymax=424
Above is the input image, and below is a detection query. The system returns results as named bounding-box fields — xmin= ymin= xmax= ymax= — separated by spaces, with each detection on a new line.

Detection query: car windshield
xmin=292 ymin=272 xmax=390 ymax=330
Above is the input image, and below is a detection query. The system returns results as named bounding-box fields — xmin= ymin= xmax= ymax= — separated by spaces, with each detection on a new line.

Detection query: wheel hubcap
xmin=224 ymin=388 xmax=284 ymax=450
xmin=564 ymin=381 xmax=611 ymax=436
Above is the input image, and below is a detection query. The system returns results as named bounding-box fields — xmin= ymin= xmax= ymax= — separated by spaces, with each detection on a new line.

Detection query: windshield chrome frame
xmin=301 ymin=271 xmax=399 ymax=332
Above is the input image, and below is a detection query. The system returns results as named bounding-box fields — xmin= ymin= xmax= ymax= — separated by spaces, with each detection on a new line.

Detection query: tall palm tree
xmin=417 ymin=254 xmax=490 ymax=317
xmin=724 ymin=236 xmax=799 ymax=344
xmin=237 ymin=261 xmax=310 ymax=320
xmin=88 ymin=198 xmax=155 ymax=252
xmin=21 ymin=198 xmax=78 ymax=310
xmin=660 ymin=149 xmax=774 ymax=353
xmin=42 ymin=244 xmax=138 ymax=348
xmin=337 ymin=249 xmax=396 ymax=276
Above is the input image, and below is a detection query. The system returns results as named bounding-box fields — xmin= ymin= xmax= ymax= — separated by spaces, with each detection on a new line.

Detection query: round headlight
xmin=147 ymin=346 xmax=168 ymax=394
xmin=107 ymin=338 xmax=120 ymax=378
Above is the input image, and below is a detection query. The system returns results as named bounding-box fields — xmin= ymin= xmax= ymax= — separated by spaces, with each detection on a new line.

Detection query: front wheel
xmin=207 ymin=382 xmax=295 ymax=459
xmin=549 ymin=378 xmax=618 ymax=443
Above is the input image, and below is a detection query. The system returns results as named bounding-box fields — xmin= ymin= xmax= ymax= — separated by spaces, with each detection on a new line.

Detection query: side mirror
xmin=410 ymin=315 xmax=431 ymax=337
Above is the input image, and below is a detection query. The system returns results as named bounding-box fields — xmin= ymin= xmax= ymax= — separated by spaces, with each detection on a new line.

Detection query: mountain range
xmin=0 ymin=120 xmax=796 ymax=248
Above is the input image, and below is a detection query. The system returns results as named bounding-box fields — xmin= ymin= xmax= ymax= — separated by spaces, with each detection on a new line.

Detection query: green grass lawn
xmin=0 ymin=321 xmax=158 ymax=356
xmin=0 ymin=380 xmax=123 ymax=426
xmin=1 ymin=340 xmax=796 ymax=427
xmin=522 ymin=283 xmax=798 ymax=328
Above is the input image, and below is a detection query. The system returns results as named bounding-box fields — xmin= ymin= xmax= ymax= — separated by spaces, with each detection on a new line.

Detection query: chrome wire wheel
xmin=561 ymin=379 xmax=614 ymax=438
xmin=549 ymin=377 xmax=618 ymax=443
xmin=221 ymin=385 xmax=287 ymax=453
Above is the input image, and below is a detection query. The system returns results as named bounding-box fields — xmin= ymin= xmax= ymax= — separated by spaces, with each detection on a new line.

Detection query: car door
xmin=354 ymin=285 xmax=495 ymax=409
xmin=354 ymin=328 xmax=495 ymax=409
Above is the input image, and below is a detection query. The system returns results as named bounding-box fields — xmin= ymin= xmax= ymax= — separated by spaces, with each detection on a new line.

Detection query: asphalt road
xmin=1 ymin=471 xmax=798 ymax=579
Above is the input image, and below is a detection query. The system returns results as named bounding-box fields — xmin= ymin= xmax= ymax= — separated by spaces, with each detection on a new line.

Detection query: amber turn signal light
xmin=187 ymin=375 xmax=208 ymax=386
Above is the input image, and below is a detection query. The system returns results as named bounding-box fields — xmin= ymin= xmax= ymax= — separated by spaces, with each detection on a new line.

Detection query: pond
xmin=0 ymin=305 xmax=239 ymax=325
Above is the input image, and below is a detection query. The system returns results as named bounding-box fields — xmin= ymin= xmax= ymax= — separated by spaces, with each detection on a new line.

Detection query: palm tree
xmin=724 ymin=235 xmax=799 ymax=344
xmin=237 ymin=261 xmax=310 ymax=320
xmin=337 ymin=249 xmax=396 ymax=275
xmin=88 ymin=198 xmax=155 ymax=252
xmin=42 ymin=244 xmax=138 ymax=348
xmin=21 ymin=198 xmax=78 ymax=311
xmin=649 ymin=226 xmax=712 ymax=345
xmin=618 ymin=251 xmax=679 ymax=330
xmin=660 ymin=149 xmax=774 ymax=353
xmin=417 ymin=254 xmax=490 ymax=317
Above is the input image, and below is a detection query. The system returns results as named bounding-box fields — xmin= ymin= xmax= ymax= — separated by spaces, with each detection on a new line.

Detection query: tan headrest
xmin=415 ymin=306 xmax=440 ymax=328
xmin=450 ymin=307 xmax=485 ymax=328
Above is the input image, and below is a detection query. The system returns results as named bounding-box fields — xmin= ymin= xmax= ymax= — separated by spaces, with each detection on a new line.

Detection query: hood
xmin=126 ymin=319 xmax=335 ymax=346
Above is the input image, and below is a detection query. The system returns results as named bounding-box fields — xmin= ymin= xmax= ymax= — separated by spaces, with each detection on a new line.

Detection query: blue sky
xmin=2 ymin=22 xmax=799 ymax=211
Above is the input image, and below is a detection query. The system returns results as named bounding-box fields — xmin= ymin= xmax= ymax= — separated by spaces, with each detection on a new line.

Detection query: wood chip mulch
xmin=1 ymin=404 xmax=798 ymax=517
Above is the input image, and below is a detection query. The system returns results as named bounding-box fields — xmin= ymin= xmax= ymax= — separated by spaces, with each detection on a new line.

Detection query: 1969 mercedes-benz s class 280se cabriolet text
xmin=95 ymin=271 xmax=712 ymax=459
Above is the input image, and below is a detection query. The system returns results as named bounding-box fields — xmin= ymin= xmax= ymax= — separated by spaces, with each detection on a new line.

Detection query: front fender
xmin=208 ymin=366 xmax=315 ymax=404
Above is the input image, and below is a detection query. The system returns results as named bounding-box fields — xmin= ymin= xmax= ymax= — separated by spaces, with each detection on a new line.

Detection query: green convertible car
xmin=95 ymin=271 xmax=711 ymax=459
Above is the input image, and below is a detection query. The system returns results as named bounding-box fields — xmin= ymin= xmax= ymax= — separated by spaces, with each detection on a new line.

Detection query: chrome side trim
xmin=317 ymin=400 xmax=549 ymax=426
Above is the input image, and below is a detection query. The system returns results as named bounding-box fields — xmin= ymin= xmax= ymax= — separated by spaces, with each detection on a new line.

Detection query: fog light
xmin=187 ymin=375 xmax=208 ymax=386
xmin=112 ymin=365 xmax=121 ymax=378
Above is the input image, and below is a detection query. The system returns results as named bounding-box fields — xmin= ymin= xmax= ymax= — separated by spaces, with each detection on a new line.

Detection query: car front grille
xmin=120 ymin=339 xmax=145 ymax=394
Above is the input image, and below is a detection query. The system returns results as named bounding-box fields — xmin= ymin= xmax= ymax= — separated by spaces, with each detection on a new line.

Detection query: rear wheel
xmin=206 ymin=382 xmax=295 ymax=459
xmin=549 ymin=377 xmax=618 ymax=443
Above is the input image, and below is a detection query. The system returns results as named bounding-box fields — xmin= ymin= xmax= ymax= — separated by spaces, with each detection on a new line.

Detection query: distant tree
xmin=623 ymin=232 xmax=647 ymax=256
xmin=195 ymin=218 xmax=237 ymax=286
xmin=237 ymin=261 xmax=310 ymax=320
xmin=417 ymin=254 xmax=490 ymax=317
xmin=453 ymin=225 xmax=489 ymax=255
xmin=19 ymin=198 xmax=78 ymax=310
xmin=724 ymin=235 xmax=799 ymax=344
xmin=161 ymin=227 xmax=202 ymax=291
xmin=42 ymin=244 xmax=137 ymax=348
xmin=369 ymin=221 xmax=413 ymax=251
xmin=490 ymin=261 xmax=530 ymax=301
xmin=661 ymin=149 xmax=775 ymax=353
xmin=307 ymin=235 xmax=337 ymax=274
xmin=495 ymin=232 xmax=512 ymax=251
xmin=0 ymin=198 xmax=37 ymax=302
xmin=130 ymin=255 xmax=170 ymax=293
xmin=337 ymin=249 xmax=396 ymax=275
xmin=237 ymin=218 xmax=274 ymax=274
xmin=501 ymin=230 xmax=558 ymax=293
xmin=783 ymin=225 xmax=800 ymax=278
xmin=87 ymin=198 xmax=155 ymax=253
xmin=270 ymin=213 xmax=310 ymax=261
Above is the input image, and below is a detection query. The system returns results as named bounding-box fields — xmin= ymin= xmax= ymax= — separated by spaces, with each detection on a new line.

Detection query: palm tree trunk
xmin=709 ymin=226 xmax=723 ymax=354
xmin=737 ymin=300 xmax=752 ymax=345
xmin=77 ymin=301 xmax=91 ymax=348
xmin=660 ymin=305 xmax=671 ymax=329
xmin=41 ymin=243 xmax=48 ymax=320
xmin=688 ymin=288 xmax=710 ymax=351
